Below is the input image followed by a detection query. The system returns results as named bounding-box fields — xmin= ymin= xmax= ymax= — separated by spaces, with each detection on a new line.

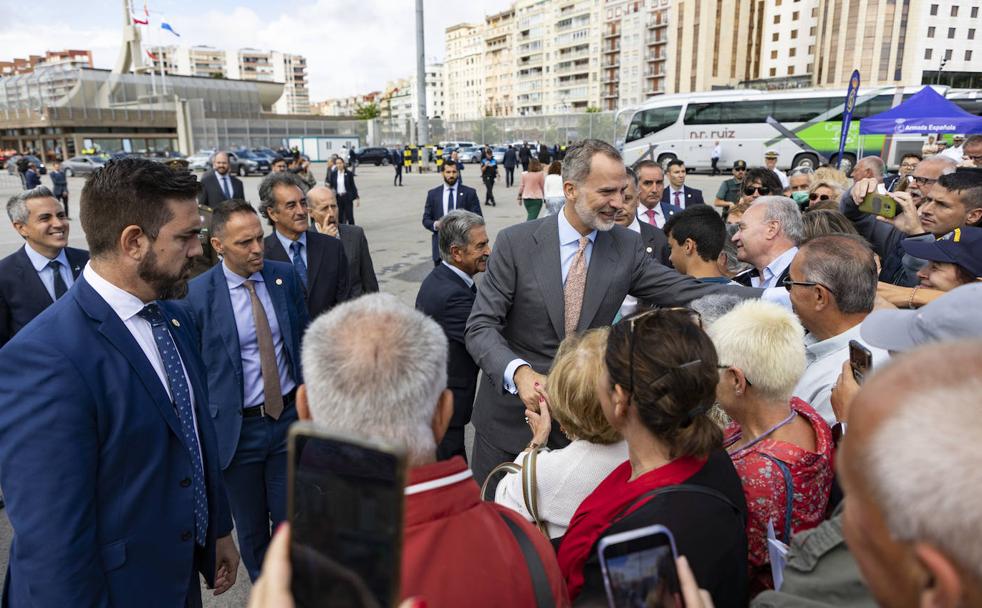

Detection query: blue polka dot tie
xmin=138 ymin=304 xmax=209 ymax=546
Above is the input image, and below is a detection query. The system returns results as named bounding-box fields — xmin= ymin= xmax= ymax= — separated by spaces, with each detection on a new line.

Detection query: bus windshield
xmin=625 ymin=105 xmax=682 ymax=143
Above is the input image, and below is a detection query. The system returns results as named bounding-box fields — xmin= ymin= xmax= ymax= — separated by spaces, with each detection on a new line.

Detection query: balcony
xmin=603 ymin=74 xmax=619 ymax=84
xmin=602 ymin=90 xmax=618 ymax=99
xmin=603 ymin=30 xmax=620 ymax=39
xmin=648 ymin=20 xmax=668 ymax=29
xmin=603 ymin=44 xmax=621 ymax=53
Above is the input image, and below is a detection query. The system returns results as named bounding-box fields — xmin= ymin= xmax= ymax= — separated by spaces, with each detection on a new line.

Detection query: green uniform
xmin=716 ymin=177 xmax=743 ymax=204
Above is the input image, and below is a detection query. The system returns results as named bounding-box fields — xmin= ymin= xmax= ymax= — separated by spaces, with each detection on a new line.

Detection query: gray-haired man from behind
xmin=415 ymin=210 xmax=490 ymax=461
xmin=293 ymin=294 xmax=568 ymax=606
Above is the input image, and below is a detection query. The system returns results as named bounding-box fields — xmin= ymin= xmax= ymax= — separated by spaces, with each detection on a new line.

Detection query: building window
xmin=774 ymin=14 xmax=781 ymax=23
xmin=973 ymin=7 xmax=979 ymax=18
xmin=790 ymin=47 xmax=797 ymax=57
xmin=948 ymin=27 xmax=955 ymax=38
xmin=771 ymin=50 xmax=779 ymax=59
xmin=770 ymin=67 xmax=777 ymax=76
xmin=969 ymin=28 xmax=976 ymax=40
xmin=929 ymin=4 xmax=938 ymax=15
xmin=945 ymin=49 xmax=953 ymax=60
xmin=928 ymin=26 xmax=935 ymax=37
xmin=967 ymin=50 xmax=973 ymax=61
xmin=810 ymin=26 xmax=816 ymax=35
xmin=788 ymin=66 xmax=795 ymax=75
xmin=793 ymin=11 xmax=799 ymax=19
xmin=925 ymin=48 xmax=933 ymax=60
xmin=951 ymin=5 xmax=958 ymax=16
xmin=791 ymin=29 xmax=798 ymax=39
xmin=772 ymin=32 xmax=780 ymax=41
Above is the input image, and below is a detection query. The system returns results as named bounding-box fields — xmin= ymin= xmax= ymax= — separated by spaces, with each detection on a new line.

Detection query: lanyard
xmin=726 ymin=410 xmax=797 ymax=457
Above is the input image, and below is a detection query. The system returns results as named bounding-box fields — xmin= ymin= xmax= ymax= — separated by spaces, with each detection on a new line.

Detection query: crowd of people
xmin=0 ymin=130 xmax=981 ymax=608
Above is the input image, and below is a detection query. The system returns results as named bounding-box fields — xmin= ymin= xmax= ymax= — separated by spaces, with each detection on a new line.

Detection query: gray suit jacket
xmin=337 ymin=224 xmax=379 ymax=297
xmin=464 ymin=213 xmax=760 ymax=454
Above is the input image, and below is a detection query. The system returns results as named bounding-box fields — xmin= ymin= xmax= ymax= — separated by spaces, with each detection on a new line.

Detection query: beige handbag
xmin=480 ymin=447 xmax=549 ymax=536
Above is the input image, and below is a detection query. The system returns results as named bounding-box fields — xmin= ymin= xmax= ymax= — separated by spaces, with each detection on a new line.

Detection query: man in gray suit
xmin=307 ymin=186 xmax=379 ymax=297
xmin=465 ymin=139 xmax=761 ymax=483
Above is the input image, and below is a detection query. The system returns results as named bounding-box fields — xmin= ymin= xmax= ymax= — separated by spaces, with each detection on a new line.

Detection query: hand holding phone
xmin=858 ymin=186 xmax=901 ymax=219
xmin=598 ymin=524 xmax=684 ymax=608
xmin=848 ymin=340 xmax=873 ymax=385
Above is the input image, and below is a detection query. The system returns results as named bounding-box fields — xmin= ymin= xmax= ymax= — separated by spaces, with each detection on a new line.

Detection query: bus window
xmin=683 ymin=102 xmax=722 ymax=125
xmin=772 ymin=97 xmax=833 ymax=122
xmin=726 ymin=100 xmax=776 ymax=123
xmin=626 ymin=105 xmax=683 ymax=142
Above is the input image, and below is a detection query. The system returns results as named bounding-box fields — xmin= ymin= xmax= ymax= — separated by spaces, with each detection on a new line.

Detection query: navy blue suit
xmin=422 ymin=183 xmax=482 ymax=262
xmin=0 ymin=276 xmax=232 ymax=607
xmin=0 ymin=245 xmax=88 ymax=347
xmin=264 ymin=231 xmax=350 ymax=321
xmin=181 ymin=260 xmax=308 ymax=580
xmin=661 ymin=186 xmax=706 ymax=209
xmin=415 ymin=263 xmax=480 ymax=461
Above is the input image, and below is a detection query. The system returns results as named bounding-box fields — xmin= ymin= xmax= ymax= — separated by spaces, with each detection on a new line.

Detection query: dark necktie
xmin=47 ymin=260 xmax=67 ymax=299
xmin=242 ymin=280 xmax=283 ymax=419
xmin=290 ymin=241 xmax=308 ymax=289
xmin=674 ymin=190 xmax=682 ymax=208
xmin=137 ymin=304 xmax=209 ymax=546
xmin=449 ymin=187 xmax=456 ymax=211
xmin=470 ymin=283 xmax=477 ymax=295
xmin=222 ymin=176 xmax=232 ymax=199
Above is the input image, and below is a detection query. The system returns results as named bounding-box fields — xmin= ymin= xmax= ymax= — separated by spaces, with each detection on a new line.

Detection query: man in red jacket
xmin=285 ymin=293 xmax=568 ymax=607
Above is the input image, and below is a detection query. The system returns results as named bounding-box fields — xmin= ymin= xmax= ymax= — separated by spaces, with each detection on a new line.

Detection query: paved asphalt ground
xmin=0 ymin=162 xmax=728 ymax=605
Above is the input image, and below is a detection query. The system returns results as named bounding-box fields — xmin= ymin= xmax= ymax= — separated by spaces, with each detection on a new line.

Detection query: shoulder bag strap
xmin=480 ymin=462 xmax=522 ymax=502
xmin=760 ymin=454 xmax=795 ymax=543
xmin=521 ymin=447 xmax=549 ymax=535
xmin=497 ymin=510 xmax=555 ymax=608
xmin=612 ymin=483 xmax=743 ymax=526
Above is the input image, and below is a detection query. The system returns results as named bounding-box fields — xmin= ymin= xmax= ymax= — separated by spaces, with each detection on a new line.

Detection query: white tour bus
xmin=618 ymin=86 xmax=982 ymax=174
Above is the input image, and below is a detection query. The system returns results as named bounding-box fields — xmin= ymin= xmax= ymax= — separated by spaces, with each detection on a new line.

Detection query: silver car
xmin=61 ymin=155 xmax=107 ymax=177
xmin=187 ymin=151 xmax=214 ymax=172
xmin=457 ymin=146 xmax=483 ymax=164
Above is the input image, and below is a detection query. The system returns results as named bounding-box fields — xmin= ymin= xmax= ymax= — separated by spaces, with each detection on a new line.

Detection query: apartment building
xmin=0 ymin=49 xmax=93 ymax=77
xmin=444 ymin=24 xmax=485 ymax=120
xmin=914 ymin=1 xmax=982 ymax=87
xmin=485 ymin=8 xmax=517 ymax=116
xmin=601 ymin=0 xmax=671 ymax=110
xmin=147 ymin=45 xmax=226 ymax=78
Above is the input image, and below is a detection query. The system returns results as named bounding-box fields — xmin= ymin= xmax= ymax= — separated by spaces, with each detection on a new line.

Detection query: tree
xmin=354 ymin=103 xmax=381 ymax=120
xmin=585 ymin=106 xmax=602 ymax=113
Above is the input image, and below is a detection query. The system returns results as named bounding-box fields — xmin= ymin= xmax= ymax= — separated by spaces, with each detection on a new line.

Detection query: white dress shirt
xmin=637 ymin=204 xmax=665 ymax=229
xmin=443 ymin=184 xmax=459 ymax=216
xmin=336 ymin=171 xmax=347 ymax=196
xmin=668 ymin=186 xmax=687 ymax=209
xmin=503 ymin=211 xmax=597 ymax=393
xmin=792 ymin=323 xmax=890 ymax=424
xmin=442 ymin=261 xmax=474 ymax=289
xmin=24 ymin=242 xmax=74 ymax=301
xmin=82 ymin=264 xmax=203 ymax=456
xmin=772 ymin=168 xmax=790 ymax=190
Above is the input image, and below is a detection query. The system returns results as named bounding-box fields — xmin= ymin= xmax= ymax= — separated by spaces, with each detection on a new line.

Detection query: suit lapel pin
xmin=171 ymin=319 xmax=181 ymax=328
xmin=646 ymin=246 xmax=653 ymax=254
xmin=275 ymin=278 xmax=283 ymax=286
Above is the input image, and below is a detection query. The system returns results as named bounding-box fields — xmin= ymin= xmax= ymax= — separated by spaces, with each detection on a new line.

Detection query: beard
xmin=138 ymin=248 xmax=193 ymax=300
xmin=574 ymin=192 xmax=616 ymax=232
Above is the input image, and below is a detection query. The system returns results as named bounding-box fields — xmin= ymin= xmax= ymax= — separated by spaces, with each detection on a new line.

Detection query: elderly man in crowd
xmin=634 ymin=160 xmax=680 ymax=230
xmin=787 ymin=234 xmax=888 ymax=424
xmin=839 ymin=340 xmax=982 ymax=608
xmin=295 ymin=294 xmax=568 ymax=606
xmin=731 ymin=196 xmax=802 ymax=289
xmin=962 ymin=134 xmax=982 ymax=168
xmin=849 ymin=156 xmax=884 ymax=183
xmin=307 ymin=185 xmax=379 ymax=297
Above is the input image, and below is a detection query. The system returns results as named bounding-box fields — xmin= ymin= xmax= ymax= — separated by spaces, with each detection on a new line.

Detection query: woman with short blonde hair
xmin=494 ymin=328 xmax=627 ymax=539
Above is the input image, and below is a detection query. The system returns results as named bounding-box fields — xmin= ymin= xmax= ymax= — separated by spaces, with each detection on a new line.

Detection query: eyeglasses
xmin=912 ymin=176 xmax=938 ymax=186
xmin=743 ymin=186 xmax=771 ymax=196
xmin=717 ymin=363 xmax=752 ymax=386
xmin=781 ymin=275 xmax=831 ymax=293
xmin=809 ymin=193 xmax=832 ymax=202
xmin=626 ymin=308 xmax=703 ymax=394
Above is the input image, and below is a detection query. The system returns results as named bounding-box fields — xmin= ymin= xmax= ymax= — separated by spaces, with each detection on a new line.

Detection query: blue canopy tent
xmin=860 ymin=86 xmax=982 ymax=135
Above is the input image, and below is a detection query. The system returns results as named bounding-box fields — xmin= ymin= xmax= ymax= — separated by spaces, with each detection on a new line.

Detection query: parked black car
xmin=354 ymin=147 xmax=392 ymax=166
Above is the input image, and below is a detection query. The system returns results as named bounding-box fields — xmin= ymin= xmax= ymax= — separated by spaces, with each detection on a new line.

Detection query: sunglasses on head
xmin=743 ymin=185 xmax=771 ymax=196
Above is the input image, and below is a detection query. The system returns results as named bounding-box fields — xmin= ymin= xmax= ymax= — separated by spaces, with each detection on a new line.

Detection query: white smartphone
xmin=597 ymin=524 xmax=684 ymax=608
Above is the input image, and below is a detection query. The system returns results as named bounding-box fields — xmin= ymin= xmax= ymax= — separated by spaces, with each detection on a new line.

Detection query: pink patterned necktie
xmin=564 ymin=236 xmax=589 ymax=336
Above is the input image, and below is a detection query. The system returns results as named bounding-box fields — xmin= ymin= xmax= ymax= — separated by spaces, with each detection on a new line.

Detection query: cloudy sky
xmin=1 ymin=0 xmax=507 ymax=100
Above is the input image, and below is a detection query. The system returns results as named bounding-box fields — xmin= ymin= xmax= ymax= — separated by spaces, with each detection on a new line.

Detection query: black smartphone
xmin=849 ymin=339 xmax=873 ymax=384
xmin=288 ymin=422 xmax=408 ymax=608
xmin=597 ymin=524 xmax=684 ymax=608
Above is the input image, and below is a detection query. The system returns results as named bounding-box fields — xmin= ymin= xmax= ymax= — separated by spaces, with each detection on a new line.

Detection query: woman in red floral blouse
xmin=707 ymin=300 xmax=834 ymax=595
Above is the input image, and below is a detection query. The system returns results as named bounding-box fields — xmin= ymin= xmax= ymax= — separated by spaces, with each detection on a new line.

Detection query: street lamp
xmin=935 ymin=57 xmax=949 ymax=86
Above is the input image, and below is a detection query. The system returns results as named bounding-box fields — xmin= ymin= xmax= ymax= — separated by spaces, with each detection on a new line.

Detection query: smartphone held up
xmin=598 ymin=524 xmax=685 ymax=608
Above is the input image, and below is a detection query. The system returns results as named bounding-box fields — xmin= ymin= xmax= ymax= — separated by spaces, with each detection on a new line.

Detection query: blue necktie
xmin=137 ymin=304 xmax=209 ymax=546
xmin=47 ymin=260 xmax=67 ymax=299
xmin=290 ymin=241 xmax=308 ymax=289
xmin=221 ymin=176 xmax=231 ymax=200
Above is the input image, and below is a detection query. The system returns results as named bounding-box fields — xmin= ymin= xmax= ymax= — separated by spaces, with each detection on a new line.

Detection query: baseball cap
xmin=764 ymin=150 xmax=778 ymax=159
xmin=733 ymin=160 xmax=747 ymax=170
xmin=901 ymin=226 xmax=982 ymax=278
xmin=860 ymin=283 xmax=982 ymax=352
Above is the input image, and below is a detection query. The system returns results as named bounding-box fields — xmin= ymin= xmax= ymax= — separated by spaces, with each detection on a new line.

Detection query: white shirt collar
xmin=274 ymin=229 xmax=307 ymax=253
xmin=24 ymin=242 xmax=69 ymax=271
xmin=558 ymin=208 xmax=597 ymax=247
xmin=763 ymin=246 xmax=799 ymax=284
xmin=442 ymin=261 xmax=474 ymax=288
xmin=804 ymin=322 xmax=863 ymax=362
xmin=627 ymin=217 xmax=641 ymax=234
xmin=638 ymin=204 xmax=663 ymax=220
xmin=82 ymin=263 xmax=150 ymax=323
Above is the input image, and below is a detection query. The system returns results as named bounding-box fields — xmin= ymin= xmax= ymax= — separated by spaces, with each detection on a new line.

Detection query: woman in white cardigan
xmin=494 ymin=327 xmax=628 ymax=539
